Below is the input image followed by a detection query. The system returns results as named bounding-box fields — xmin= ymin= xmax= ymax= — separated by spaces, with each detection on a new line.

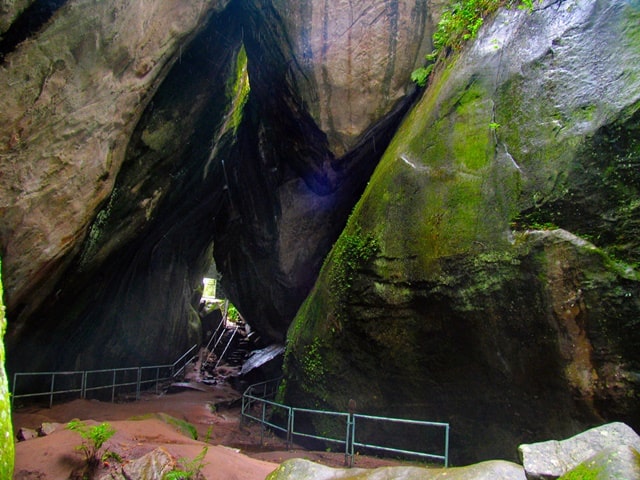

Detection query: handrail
xmin=172 ymin=343 xmax=199 ymax=377
xmin=352 ymin=413 xmax=450 ymax=465
xmin=243 ymin=376 xmax=282 ymax=398
xmin=241 ymin=378 xmax=449 ymax=467
xmin=204 ymin=316 xmax=226 ymax=353
xmin=213 ymin=325 xmax=238 ymax=369
xmin=11 ymin=344 xmax=198 ymax=408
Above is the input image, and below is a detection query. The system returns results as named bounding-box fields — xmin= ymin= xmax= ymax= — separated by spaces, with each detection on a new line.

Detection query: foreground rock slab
xmin=266 ymin=458 xmax=526 ymax=480
xmin=558 ymin=445 xmax=640 ymax=480
xmin=519 ymin=422 xmax=640 ymax=479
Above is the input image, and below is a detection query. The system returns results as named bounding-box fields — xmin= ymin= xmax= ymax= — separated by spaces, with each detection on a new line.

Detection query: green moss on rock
xmin=558 ymin=445 xmax=640 ymax=480
xmin=0 ymin=259 xmax=14 ymax=478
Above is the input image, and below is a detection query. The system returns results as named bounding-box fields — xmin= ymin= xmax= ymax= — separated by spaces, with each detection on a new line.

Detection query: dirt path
xmin=12 ymin=382 xmax=410 ymax=479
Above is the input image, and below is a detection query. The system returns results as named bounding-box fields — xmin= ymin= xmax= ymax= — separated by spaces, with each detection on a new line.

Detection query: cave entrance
xmin=195 ymin=263 xmax=283 ymax=391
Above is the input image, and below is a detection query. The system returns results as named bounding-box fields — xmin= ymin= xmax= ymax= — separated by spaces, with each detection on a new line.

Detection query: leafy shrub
xmin=412 ymin=0 xmax=535 ymax=86
xmin=66 ymin=419 xmax=116 ymax=473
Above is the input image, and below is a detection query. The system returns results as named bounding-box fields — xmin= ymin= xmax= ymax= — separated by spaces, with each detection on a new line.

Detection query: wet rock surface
xmin=558 ymin=445 xmax=640 ymax=480
xmin=266 ymin=458 xmax=527 ymax=480
xmin=519 ymin=422 xmax=640 ymax=480
xmin=282 ymin=0 xmax=640 ymax=464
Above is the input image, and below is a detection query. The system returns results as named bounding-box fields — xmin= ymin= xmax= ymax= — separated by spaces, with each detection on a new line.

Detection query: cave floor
xmin=11 ymin=380 xmax=416 ymax=479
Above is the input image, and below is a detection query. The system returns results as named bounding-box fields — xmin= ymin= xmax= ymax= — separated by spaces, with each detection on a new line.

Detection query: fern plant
xmin=164 ymin=447 xmax=208 ymax=480
xmin=412 ymin=0 xmax=535 ymax=86
xmin=66 ymin=419 xmax=116 ymax=472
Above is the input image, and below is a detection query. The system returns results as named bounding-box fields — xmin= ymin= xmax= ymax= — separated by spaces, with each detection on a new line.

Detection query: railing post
xmin=136 ymin=367 xmax=142 ymax=400
xmin=287 ymin=406 xmax=293 ymax=450
xmin=11 ymin=373 xmax=17 ymax=408
xmin=81 ymin=371 xmax=86 ymax=400
xmin=290 ymin=409 xmax=296 ymax=450
xmin=155 ymin=367 xmax=160 ymax=395
xmin=240 ymin=394 xmax=246 ymax=426
xmin=345 ymin=399 xmax=356 ymax=467
xmin=444 ymin=424 xmax=450 ymax=467
xmin=49 ymin=373 xmax=55 ymax=408
xmin=111 ymin=370 xmax=117 ymax=402
xmin=260 ymin=400 xmax=266 ymax=445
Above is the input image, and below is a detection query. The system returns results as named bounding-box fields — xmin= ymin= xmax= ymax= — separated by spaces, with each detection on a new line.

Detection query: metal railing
xmin=241 ymin=378 xmax=450 ymax=467
xmin=11 ymin=344 xmax=199 ymax=408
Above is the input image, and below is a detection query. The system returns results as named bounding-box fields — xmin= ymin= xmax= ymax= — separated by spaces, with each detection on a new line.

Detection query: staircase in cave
xmin=200 ymin=318 xmax=252 ymax=383
xmin=221 ymin=322 xmax=251 ymax=366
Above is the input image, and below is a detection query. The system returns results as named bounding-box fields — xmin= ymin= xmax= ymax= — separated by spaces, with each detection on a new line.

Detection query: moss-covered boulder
xmin=0 ymin=259 xmax=14 ymax=478
xmin=282 ymin=0 xmax=640 ymax=464
xmin=520 ymin=422 xmax=640 ymax=479
xmin=558 ymin=445 xmax=640 ymax=480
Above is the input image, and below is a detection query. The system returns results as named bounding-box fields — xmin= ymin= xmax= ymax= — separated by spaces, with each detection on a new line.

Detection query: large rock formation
xmin=2 ymin=0 xmax=639 ymax=466
xmin=212 ymin=0 xmax=437 ymax=341
xmin=0 ymin=0 xmax=237 ymax=372
xmin=281 ymin=0 xmax=640 ymax=464
xmin=0 ymin=0 xmax=436 ymax=373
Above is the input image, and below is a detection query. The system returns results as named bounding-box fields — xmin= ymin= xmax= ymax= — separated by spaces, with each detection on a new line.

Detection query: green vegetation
xmin=0 ymin=259 xmax=13 ymax=479
xmin=558 ymin=460 xmax=604 ymax=480
xmin=66 ymin=419 xmax=117 ymax=473
xmin=328 ymin=225 xmax=379 ymax=322
xmin=164 ymin=446 xmax=208 ymax=480
xmin=510 ymin=214 xmax=559 ymax=231
xmin=227 ymin=45 xmax=250 ymax=134
xmin=227 ymin=303 xmax=240 ymax=323
xmin=412 ymin=0 xmax=535 ymax=86
xmin=301 ymin=337 xmax=325 ymax=384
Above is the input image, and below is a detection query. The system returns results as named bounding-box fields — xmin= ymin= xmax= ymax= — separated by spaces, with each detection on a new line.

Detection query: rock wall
xmin=211 ymin=0 xmax=439 ymax=342
xmin=0 ymin=0 xmax=438 ymax=372
xmin=282 ymin=0 xmax=640 ymax=463
xmin=268 ymin=0 xmax=435 ymax=156
xmin=0 ymin=0 xmax=236 ymax=372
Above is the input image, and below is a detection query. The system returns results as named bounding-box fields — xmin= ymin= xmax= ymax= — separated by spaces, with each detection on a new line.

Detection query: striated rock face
xmin=0 ymin=0 xmax=236 ymax=372
xmin=211 ymin=0 xmax=437 ymax=342
xmin=268 ymin=0 xmax=435 ymax=156
xmin=282 ymin=0 xmax=640 ymax=464
xmin=0 ymin=0 xmax=228 ymax=320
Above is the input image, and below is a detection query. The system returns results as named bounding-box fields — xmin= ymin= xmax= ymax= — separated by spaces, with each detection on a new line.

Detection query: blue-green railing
xmin=11 ymin=344 xmax=199 ymax=408
xmin=241 ymin=378 xmax=450 ymax=467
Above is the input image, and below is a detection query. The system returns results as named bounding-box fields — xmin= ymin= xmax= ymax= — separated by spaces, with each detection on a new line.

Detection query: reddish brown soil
xmin=11 ymin=381 xmax=409 ymax=479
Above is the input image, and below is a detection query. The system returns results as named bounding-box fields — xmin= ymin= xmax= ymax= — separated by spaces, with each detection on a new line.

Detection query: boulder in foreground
xmin=519 ymin=422 xmax=640 ymax=479
xmin=266 ymin=458 xmax=526 ymax=480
